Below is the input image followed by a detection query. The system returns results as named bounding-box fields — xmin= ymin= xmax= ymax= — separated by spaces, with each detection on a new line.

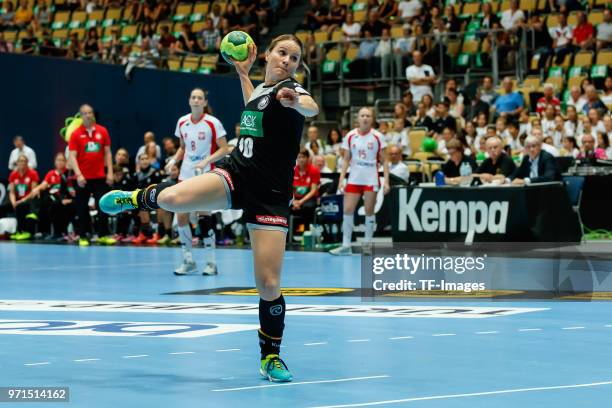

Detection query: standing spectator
xmin=530 ymin=14 xmax=553 ymax=71
xmin=8 ymin=136 xmax=37 ymax=171
xmin=375 ymin=28 xmax=392 ymax=79
xmin=8 ymin=155 xmax=39 ymax=240
xmin=292 ymin=148 xmax=320 ymax=232
xmin=549 ymin=12 xmax=573 ymax=65
xmin=597 ymin=8 xmax=612 ymax=51
xmin=135 ymin=131 xmax=161 ymax=169
xmin=198 ymin=18 xmax=221 ymax=54
xmin=388 ymin=145 xmax=409 ymax=182
xmin=492 ymin=77 xmax=524 ymax=122
xmin=25 ymin=152 xmax=75 ymax=240
xmin=68 ymin=103 xmax=115 ymax=246
xmin=572 ymin=11 xmax=594 ymax=50
xmin=393 ymin=24 xmax=414 ymax=78
xmin=405 ymin=50 xmax=436 ymax=103
xmin=536 ymin=83 xmax=561 ymax=115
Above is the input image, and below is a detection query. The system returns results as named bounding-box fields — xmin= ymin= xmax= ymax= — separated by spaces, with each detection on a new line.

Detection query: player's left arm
xmin=277 ymin=83 xmax=319 ymax=117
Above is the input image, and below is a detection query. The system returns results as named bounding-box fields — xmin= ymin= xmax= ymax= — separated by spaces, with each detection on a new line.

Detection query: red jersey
xmin=573 ymin=23 xmax=594 ymax=45
xmin=536 ymin=96 xmax=561 ymax=115
xmin=44 ymin=169 xmax=73 ymax=196
xmin=9 ymin=168 xmax=39 ymax=199
xmin=68 ymin=124 xmax=111 ymax=179
xmin=293 ymin=164 xmax=320 ymax=199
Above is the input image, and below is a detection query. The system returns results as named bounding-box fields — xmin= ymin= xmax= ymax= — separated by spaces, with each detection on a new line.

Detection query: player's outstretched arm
xmin=277 ymin=88 xmax=319 ymax=118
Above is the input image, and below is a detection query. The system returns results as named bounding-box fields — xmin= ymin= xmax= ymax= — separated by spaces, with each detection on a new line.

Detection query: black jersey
xmin=230 ymin=78 xmax=310 ymax=203
xmin=134 ymin=166 xmax=163 ymax=189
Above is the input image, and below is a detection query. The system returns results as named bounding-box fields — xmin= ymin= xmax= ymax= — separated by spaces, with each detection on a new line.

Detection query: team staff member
xmin=8 ymin=154 xmax=39 ymax=240
xmin=68 ymin=103 xmax=115 ymax=246
xmin=474 ymin=136 xmax=517 ymax=183
xmin=291 ymin=148 xmax=320 ymax=231
xmin=330 ymin=106 xmax=390 ymax=256
xmin=100 ymin=34 xmax=319 ymax=382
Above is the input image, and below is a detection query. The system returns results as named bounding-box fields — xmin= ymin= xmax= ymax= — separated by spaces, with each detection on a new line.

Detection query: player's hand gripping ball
xmin=220 ymin=31 xmax=255 ymax=65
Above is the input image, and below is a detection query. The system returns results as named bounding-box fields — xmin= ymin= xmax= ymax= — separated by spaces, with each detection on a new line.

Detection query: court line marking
xmin=73 ymin=358 xmax=100 ymax=362
xmin=216 ymin=348 xmax=240 ymax=352
xmin=169 ymin=352 xmax=196 ymax=355
xmin=476 ymin=331 xmax=499 ymax=335
xmin=304 ymin=342 xmax=328 ymax=346
xmin=212 ymin=375 xmax=390 ymax=392
xmin=562 ymin=326 xmax=585 ymax=330
xmin=307 ymin=380 xmax=612 ymax=408
xmin=24 ymin=362 xmax=50 ymax=366
xmin=389 ymin=336 xmax=414 ymax=340
xmin=518 ymin=328 xmax=542 ymax=332
xmin=347 ymin=339 xmax=370 ymax=343
xmin=432 ymin=333 xmax=456 ymax=337
xmin=122 ymin=355 xmax=148 ymax=359
xmin=605 ymin=325 xmax=612 ymax=328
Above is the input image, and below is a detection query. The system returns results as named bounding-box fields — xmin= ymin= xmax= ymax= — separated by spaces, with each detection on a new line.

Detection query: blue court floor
xmin=1 ymin=242 xmax=612 ymax=407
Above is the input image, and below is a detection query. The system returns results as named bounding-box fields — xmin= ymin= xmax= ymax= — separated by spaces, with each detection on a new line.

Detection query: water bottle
xmin=460 ymin=162 xmax=472 ymax=186
xmin=434 ymin=170 xmax=445 ymax=186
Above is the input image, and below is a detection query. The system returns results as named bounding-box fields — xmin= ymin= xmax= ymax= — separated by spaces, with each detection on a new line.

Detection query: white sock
xmin=178 ymin=225 xmax=193 ymax=262
xmin=203 ymin=228 xmax=216 ymax=264
xmin=342 ymin=214 xmax=354 ymax=248
xmin=365 ymin=215 xmax=376 ymax=242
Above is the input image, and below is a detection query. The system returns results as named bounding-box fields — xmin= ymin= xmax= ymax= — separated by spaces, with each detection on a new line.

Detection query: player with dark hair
xmin=100 ymin=34 xmax=319 ymax=382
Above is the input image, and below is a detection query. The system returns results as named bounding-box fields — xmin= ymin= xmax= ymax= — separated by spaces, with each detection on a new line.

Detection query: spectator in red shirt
xmin=24 ymin=152 xmax=76 ymax=240
xmin=68 ymin=103 xmax=115 ymax=246
xmin=292 ymin=148 xmax=320 ymax=233
xmin=572 ymin=11 xmax=594 ymax=50
xmin=8 ymin=154 xmax=39 ymax=240
xmin=536 ymin=83 xmax=561 ymax=115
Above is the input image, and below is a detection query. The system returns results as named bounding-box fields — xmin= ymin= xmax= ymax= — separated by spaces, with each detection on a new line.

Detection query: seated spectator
xmin=162 ymin=136 xmax=178 ymax=163
xmin=465 ymin=90 xmax=490 ymax=123
xmin=478 ymin=76 xmax=498 ymax=106
xmin=400 ymin=92 xmax=417 ymax=118
xmin=0 ymin=1 xmax=15 ymax=31
xmin=541 ymin=104 xmax=557 ymax=137
xmin=292 ymin=148 xmax=320 ymax=232
xmin=378 ymin=0 xmax=398 ymax=23
xmin=447 ymin=88 xmax=464 ymax=120
xmin=8 ymin=155 xmax=39 ymax=240
xmin=102 ymin=27 xmax=122 ymax=63
xmin=566 ymin=85 xmax=587 ymax=113
xmin=198 ymin=18 xmax=221 ymax=54
xmin=157 ymin=25 xmax=176 ymax=57
xmin=491 ymin=77 xmax=524 ymax=122
xmin=577 ymin=133 xmax=608 ymax=162
xmin=302 ymin=0 xmax=328 ymax=31
xmin=443 ymin=4 xmax=461 ymax=33
xmin=509 ymin=135 xmax=560 ymax=184
xmin=323 ymin=128 xmax=342 ymax=156
xmin=66 ymin=32 xmax=80 ymax=59
xmin=82 ymin=27 xmax=102 ymax=61
xmin=441 ymin=139 xmax=477 ymax=183
xmin=13 ymin=0 xmax=33 ymax=28
xmin=388 ymin=145 xmax=409 ymax=183
xmin=135 ymin=131 xmax=161 ymax=170
xmin=387 ymin=118 xmax=410 ymax=157
xmin=598 ymin=132 xmax=612 ymax=159
xmin=209 ymin=3 xmax=222 ymax=29
xmin=398 ymin=0 xmax=421 ymax=23
xmin=20 ymin=26 xmax=37 ymax=55
xmin=136 ymin=23 xmax=158 ymax=49
xmin=110 ymin=164 xmax=137 ymax=242
xmin=325 ymin=0 xmax=346 ymax=34
xmin=175 ymin=23 xmax=202 ymax=55
xmin=375 ymin=28 xmax=392 ymax=79
xmin=354 ymin=30 xmax=378 ymax=77
xmin=582 ymin=85 xmax=607 ymax=115
xmin=500 ymin=0 xmax=525 ymax=32
xmin=313 ymin=155 xmax=333 ymax=174
xmin=475 ymin=136 xmax=517 ymax=183
xmin=341 ymin=12 xmax=361 ymax=41
xmin=564 ymin=105 xmax=580 ymax=137
xmin=361 ymin=9 xmax=389 ymax=37
xmin=551 ymin=115 xmax=566 ymax=146
xmin=437 ymin=126 xmax=456 ymax=156
xmin=506 ymin=121 xmax=523 ymax=151
xmin=549 ymin=12 xmax=573 ymax=65
xmin=432 ymin=101 xmax=456 ymax=136
xmin=146 ymin=160 xmax=179 ymax=244
xmin=463 ymin=121 xmax=478 ymax=147
xmin=422 ymin=94 xmax=436 ymax=117
xmin=561 ymin=136 xmax=580 ymax=158
xmin=536 ymin=83 xmax=561 ymax=115
xmin=597 ymin=8 xmax=612 ymax=50
xmin=0 ymin=31 xmax=14 ymax=53
xmin=602 ymin=76 xmax=612 ymax=107
xmin=530 ymin=13 xmax=553 ymax=71
xmin=152 ymin=0 xmax=172 ymax=23
xmin=114 ymin=147 xmax=134 ymax=176
xmin=25 ymin=152 xmax=75 ymax=240
xmin=587 ymin=108 xmax=606 ymax=134
xmin=224 ymin=4 xmax=242 ymax=30
xmin=145 ymin=141 xmax=161 ymax=169
xmin=572 ymin=11 xmax=594 ymax=50
xmin=413 ymin=101 xmax=434 ymax=132
xmin=8 ymin=135 xmax=37 ymax=171
xmin=533 ymin=127 xmax=560 ymax=156
xmin=306 ymin=125 xmax=325 ymax=157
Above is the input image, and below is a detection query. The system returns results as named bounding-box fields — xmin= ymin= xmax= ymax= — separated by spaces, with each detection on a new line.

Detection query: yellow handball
xmin=220 ymin=30 xmax=255 ymax=65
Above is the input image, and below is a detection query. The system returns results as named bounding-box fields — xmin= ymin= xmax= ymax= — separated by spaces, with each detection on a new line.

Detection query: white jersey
xmin=175 ymin=113 xmax=226 ymax=180
xmin=342 ymin=128 xmax=386 ymax=186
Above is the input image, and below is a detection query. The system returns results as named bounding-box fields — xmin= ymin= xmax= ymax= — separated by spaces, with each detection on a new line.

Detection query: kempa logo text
xmin=397 ymin=188 xmax=509 ymax=242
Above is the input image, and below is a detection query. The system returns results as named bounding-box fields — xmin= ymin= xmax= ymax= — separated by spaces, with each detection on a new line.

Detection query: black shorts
xmin=210 ymin=159 xmax=291 ymax=232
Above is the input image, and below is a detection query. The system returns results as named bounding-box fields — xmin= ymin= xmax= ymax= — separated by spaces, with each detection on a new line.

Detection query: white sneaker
xmin=329 ymin=246 xmax=352 ymax=256
xmin=202 ymin=262 xmax=218 ymax=276
xmin=173 ymin=260 xmax=197 ymax=275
